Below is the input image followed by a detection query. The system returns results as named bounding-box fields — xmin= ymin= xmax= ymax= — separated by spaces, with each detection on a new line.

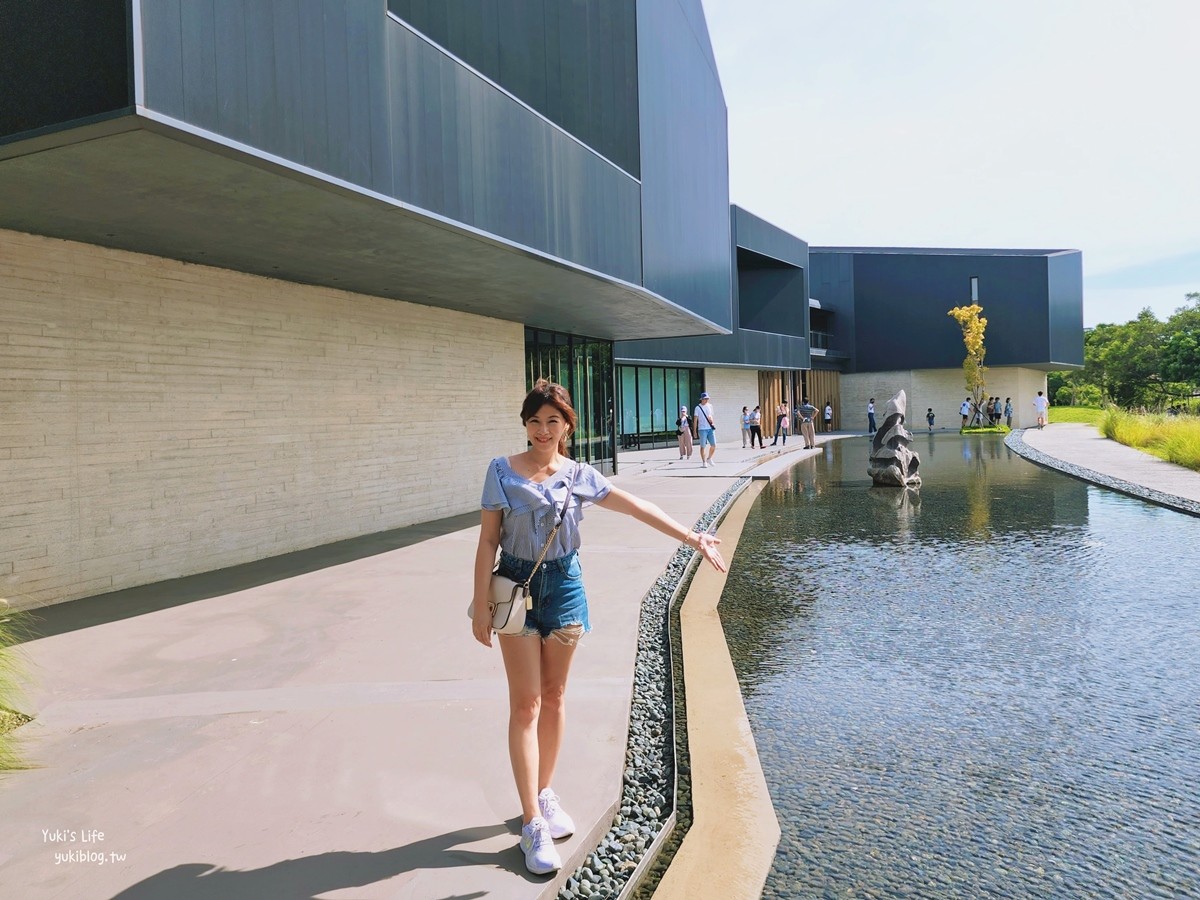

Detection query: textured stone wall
xmin=0 ymin=229 xmax=525 ymax=609
xmin=702 ymin=367 xmax=761 ymax=426
xmin=841 ymin=367 xmax=1047 ymax=433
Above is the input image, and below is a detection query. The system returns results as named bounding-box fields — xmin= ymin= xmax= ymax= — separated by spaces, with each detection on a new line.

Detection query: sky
xmin=698 ymin=0 xmax=1200 ymax=328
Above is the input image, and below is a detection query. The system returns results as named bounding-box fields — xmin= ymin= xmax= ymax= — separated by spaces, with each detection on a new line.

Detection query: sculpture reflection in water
xmin=868 ymin=390 xmax=922 ymax=488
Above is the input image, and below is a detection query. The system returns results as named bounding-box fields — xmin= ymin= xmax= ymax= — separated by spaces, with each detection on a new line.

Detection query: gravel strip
xmin=558 ymin=478 xmax=750 ymax=900
xmin=1005 ymin=429 xmax=1200 ymax=517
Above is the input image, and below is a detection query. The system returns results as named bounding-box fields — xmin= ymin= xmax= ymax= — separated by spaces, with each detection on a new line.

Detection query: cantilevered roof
xmin=0 ymin=116 xmax=727 ymax=341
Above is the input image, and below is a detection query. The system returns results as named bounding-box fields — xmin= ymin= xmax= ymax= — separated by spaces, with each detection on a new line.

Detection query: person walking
xmin=740 ymin=406 xmax=751 ymax=448
xmin=1033 ymin=390 xmax=1049 ymax=429
xmin=867 ymin=398 xmax=877 ymax=436
xmin=823 ymin=401 xmax=834 ymax=433
xmin=694 ymin=391 xmax=717 ymax=467
xmin=960 ymin=397 xmax=971 ymax=428
xmin=1004 ymin=397 xmax=1013 ymax=428
xmin=926 ymin=407 xmax=935 ymax=432
xmin=676 ymin=406 xmax=693 ymax=460
xmin=472 ymin=380 xmax=727 ymax=875
xmin=770 ymin=400 xmax=788 ymax=446
xmin=798 ymin=397 xmax=818 ymax=449
xmin=748 ymin=405 xmax=764 ymax=449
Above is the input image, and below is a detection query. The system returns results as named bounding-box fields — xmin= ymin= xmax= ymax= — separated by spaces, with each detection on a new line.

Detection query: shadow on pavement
xmin=20 ymin=512 xmax=480 ymax=643
xmin=107 ymin=820 xmax=535 ymax=899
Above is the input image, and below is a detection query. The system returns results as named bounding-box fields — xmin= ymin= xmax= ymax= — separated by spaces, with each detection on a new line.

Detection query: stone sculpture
xmin=868 ymin=390 xmax=922 ymax=487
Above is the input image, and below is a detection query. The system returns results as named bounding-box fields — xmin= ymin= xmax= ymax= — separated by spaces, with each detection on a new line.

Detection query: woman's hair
xmin=520 ymin=379 xmax=578 ymax=456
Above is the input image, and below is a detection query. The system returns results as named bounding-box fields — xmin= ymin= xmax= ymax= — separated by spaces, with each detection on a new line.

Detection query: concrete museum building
xmin=0 ymin=0 xmax=1083 ymax=610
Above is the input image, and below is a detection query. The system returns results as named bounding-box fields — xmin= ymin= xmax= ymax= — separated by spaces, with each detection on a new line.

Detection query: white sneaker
xmin=538 ymin=788 xmax=575 ymax=840
xmin=520 ymin=816 xmax=561 ymax=875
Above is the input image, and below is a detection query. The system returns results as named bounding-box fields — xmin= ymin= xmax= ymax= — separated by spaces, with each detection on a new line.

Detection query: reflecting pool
xmin=721 ymin=432 xmax=1200 ymax=898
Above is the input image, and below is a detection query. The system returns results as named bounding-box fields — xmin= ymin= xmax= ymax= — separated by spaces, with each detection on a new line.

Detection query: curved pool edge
xmin=653 ymin=478 xmax=781 ymax=900
xmin=1006 ymin=427 xmax=1200 ymax=518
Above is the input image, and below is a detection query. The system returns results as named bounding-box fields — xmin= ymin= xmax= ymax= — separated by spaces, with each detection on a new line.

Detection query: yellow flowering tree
xmin=948 ymin=304 xmax=988 ymax=426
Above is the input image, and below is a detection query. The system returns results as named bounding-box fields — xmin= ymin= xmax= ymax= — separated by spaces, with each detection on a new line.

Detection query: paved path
xmin=0 ymin=436 xmax=831 ymax=900
xmin=1015 ymin=423 xmax=1200 ymax=514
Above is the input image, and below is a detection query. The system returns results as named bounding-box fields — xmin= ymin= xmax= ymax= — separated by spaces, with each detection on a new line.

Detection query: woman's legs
xmin=499 ymin=630 xmax=581 ymax=824
xmin=500 ymin=634 xmax=546 ymax=824
xmin=537 ymin=632 xmax=580 ymax=790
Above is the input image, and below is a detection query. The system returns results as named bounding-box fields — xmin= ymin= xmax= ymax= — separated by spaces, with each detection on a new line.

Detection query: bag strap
xmin=520 ymin=461 xmax=580 ymax=591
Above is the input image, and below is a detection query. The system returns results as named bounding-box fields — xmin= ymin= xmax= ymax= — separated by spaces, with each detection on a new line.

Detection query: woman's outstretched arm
xmin=595 ymin=486 xmax=727 ymax=572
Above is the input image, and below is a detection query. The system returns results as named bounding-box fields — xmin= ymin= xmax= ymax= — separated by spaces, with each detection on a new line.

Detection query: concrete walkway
xmin=1018 ymin=423 xmax=1200 ymax=511
xmin=0 ymin=435 xmax=829 ymax=900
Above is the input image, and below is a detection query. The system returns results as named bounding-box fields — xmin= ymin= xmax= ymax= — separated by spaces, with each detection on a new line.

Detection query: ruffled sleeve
xmin=571 ymin=461 xmax=612 ymax=505
xmin=480 ymin=458 xmax=510 ymax=511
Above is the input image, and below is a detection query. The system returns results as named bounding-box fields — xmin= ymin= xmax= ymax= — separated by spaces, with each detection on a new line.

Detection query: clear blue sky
xmin=699 ymin=0 xmax=1200 ymax=328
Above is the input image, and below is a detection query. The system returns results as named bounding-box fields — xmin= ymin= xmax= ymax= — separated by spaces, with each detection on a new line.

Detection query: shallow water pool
xmin=721 ymin=432 xmax=1200 ymax=898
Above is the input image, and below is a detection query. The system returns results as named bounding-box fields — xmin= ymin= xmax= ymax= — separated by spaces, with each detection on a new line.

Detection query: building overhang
xmin=0 ymin=114 xmax=727 ymax=341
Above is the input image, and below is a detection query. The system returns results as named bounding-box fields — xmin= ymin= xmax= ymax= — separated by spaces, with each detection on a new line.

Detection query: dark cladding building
xmin=1 ymin=1 xmax=1082 ymax=609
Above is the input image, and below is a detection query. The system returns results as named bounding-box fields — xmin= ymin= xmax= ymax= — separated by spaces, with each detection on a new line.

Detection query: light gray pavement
xmin=0 ymin=435 xmax=831 ymax=900
xmin=1019 ymin=422 xmax=1200 ymax=510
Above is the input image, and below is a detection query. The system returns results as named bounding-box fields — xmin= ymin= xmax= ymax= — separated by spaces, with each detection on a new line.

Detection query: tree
xmin=1047 ymin=292 xmax=1200 ymax=410
xmin=948 ymin=304 xmax=988 ymax=424
xmin=1161 ymin=293 xmax=1200 ymax=387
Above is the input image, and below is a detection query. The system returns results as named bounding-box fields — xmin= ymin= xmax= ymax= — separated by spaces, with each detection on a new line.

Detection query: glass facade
xmin=616 ymin=364 xmax=705 ymax=450
xmin=525 ymin=327 xmax=616 ymax=474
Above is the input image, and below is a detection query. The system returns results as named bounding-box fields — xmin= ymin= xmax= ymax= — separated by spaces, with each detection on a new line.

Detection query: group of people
xmin=675 ymin=393 xmax=833 ymax=463
xmin=959 ymin=396 xmax=1014 ymax=428
xmin=674 ymin=391 xmax=719 ymax=467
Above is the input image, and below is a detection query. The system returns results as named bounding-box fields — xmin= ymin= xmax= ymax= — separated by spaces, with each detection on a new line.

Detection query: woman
xmin=770 ymin=400 xmax=788 ymax=446
xmin=740 ymin=406 xmax=751 ymax=448
xmin=472 ymin=380 xmax=726 ymax=876
xmin=1004 ymin=397 xmax=1013 ymax=428
xmin=748 ymin=405 xmax=764 ymax=449
xmin=676 ymin=406 xmax=694 ymax=460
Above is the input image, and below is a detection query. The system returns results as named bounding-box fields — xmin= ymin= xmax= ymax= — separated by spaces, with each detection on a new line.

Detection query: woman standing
xmin=770 ymin=400 xmax=789 ymax=446
xmin=749 ymin=405 xmax=764 ymax=449
xmin=740 ymin=406 xmax=751 ymax=448
xmin=472 ymin=380 xmax=726 ymax=876
xmin=676 ymin=406 xmax=694 ymax=460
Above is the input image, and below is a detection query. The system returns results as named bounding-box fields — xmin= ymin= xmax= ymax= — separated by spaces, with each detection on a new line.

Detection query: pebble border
xmin=557 ymin=478 xmax=751 ymax=900
xmin=1005 ymin=429 xmax=1200 ymax=518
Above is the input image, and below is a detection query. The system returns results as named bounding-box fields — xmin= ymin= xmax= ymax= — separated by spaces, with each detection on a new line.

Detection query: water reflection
xmin=722 ymin=434 xmax=1200 ymax=898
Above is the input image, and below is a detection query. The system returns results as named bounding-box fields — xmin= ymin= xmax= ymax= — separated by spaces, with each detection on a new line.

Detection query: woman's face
xmin=525 ymin=403 xmax=569 ymax=452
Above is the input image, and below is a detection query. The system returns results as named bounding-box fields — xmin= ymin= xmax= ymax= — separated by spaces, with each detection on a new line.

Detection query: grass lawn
xmin=1101 ymin=408 xmax=1200 ymax=473
xmin=1048 ymin=406 xmax=1104 ymax=426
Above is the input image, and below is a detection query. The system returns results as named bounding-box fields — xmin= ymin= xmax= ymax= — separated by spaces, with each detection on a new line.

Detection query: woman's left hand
xmin=694 ymin=532 xmax=727 ymax=573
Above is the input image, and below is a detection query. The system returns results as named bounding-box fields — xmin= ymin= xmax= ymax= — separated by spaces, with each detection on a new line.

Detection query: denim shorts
xmin=497 ymin=549 xmax=591 ymax=639
xmin=698 ymin=429 xmax=716 ymax=447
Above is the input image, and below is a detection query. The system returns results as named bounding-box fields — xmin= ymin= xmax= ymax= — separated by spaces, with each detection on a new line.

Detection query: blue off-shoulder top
xmin=480 ymin=456 xmax=613 ymax=561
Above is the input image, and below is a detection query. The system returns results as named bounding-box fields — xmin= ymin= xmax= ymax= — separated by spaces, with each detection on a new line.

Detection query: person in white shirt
xmin=694 ymin=392 xmax=716 ymax=467
xmin=867 ymin=398 xmax=877 ymax=436
xmin=1033 ymin=390 xmax=1049 ymax=430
